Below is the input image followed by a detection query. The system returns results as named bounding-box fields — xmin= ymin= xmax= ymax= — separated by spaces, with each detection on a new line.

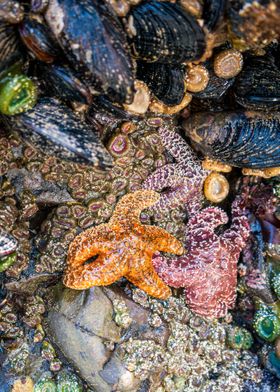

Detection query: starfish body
xmin=63 ymin=190 xmax=184 ymax=299
xmin=142 ymin=127 xmax=209 ymax=213
xmin=153 ymin=198 xmax=249 ymax=318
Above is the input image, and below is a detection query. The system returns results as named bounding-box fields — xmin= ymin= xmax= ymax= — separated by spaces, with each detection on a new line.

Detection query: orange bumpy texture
xmin=63 ymin=190 xmax=184 ymax=299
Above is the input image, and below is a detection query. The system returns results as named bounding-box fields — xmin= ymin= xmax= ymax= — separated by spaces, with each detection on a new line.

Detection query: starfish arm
xmin=155 ymin=187 xmax=191 ymax=211
xmin=66 ymin=224 xmax=112 ymax=267
xmin=222 ymin=197 xmax=250 ymax=253
xmin=158 ymin=127 xmax=201 ymax=166
xmin=142 ymin=225 xmax=184 ymax=255
xmin=109 ymin=190 xmax=159 ymax=226
xmin=153 ymin=254 xmax=199 ymax=288
xmin=185 ymin=207 xmax=228 ymax=237
xmin=125 ymin=258 xmax=171 ymax=299
xmin=142 ymin=164 xmax=179 ymax=191
xmin=222 ymin=215 xmax=250 ymax=253
xmin=63 ymin=254 xmax=127 ymax=289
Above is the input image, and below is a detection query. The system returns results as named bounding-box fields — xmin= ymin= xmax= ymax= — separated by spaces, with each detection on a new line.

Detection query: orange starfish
xmin=63 ymin=190 xmax=184 ymax=299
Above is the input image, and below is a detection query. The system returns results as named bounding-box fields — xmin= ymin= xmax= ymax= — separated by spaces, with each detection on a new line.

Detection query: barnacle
xmin=213 ymin=49 xmax=243 ymax=79
xmin=185 ymin=64 xmax=209 ymax=93
xmin=204 ymin=172 xmax=230 ymax=203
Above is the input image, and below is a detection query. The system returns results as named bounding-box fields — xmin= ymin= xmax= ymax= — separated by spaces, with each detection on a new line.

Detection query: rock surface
xmin=45 ymin=284 xmax=167 ymax=391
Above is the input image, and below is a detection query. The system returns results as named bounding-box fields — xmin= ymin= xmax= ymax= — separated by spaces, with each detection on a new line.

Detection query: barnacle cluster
xmin=121 ymin=291 xmax=263 ymax=391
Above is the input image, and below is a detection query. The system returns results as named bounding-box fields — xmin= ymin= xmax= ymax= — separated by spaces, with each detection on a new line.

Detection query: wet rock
xmin=5 ymin=273 xmax=59 ymax=295
xmin=6 ymin=169 xmax=74 ymax=206
xmin=104 ymin=286 xmax=170 ymax=346
xmin=45 ymin=285 xmax=123 ymax=391
xmin=45 ymin=284 xmax=170 ymax=391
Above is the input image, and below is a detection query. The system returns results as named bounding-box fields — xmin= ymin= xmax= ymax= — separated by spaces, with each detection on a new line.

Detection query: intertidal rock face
xmin=45 ymin=284 xmax=170 ymax=391
xmin=45 ymin=284 xmax=269 ymax=392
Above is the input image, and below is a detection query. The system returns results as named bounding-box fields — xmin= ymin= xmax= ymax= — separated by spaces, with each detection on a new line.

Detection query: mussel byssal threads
xmin=149 ymin=92 xmax=192 ymax=115
xmin=0 ymin=74 xmax=37 ymax=115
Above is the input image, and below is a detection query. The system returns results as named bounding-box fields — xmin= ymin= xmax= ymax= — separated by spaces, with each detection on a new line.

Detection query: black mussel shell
xmin=45 ymin=0 xmax=135 ymax=105
xmin=227 ymin=0 xmax=254 ymax=39
xmin=183 ymin=111 xmax=280 ymax=169
xmin=126 ymin=0 xmax=205 ymax=63
xmin=19 ymin=16 xmax=61 ymax=63
xmin=4 ymin=97 xmax=113 ymax=168
xmin=202 ymin=0 xmax=226 ymax=31
xmin=37 ymin=63 xmax=91 ymax=104
xmin=233 ymin=54 xmax=280 ymax=110
xmin=0 ymin=0 xmax=24 ymax=24
xmin=193 ymin=67 xmax=234 ymax=100
xmin=89 ymin=95 xmax=140 ymax=122
xmin=137 ymin=62 xmax=185 ymax=106
xmin=0 ymin=22 xmax=23 ymax=73
xmin=87 ymin=95 xmax=140 ymax=139
xmin=31 ymin=0 xmax=49 ymax=14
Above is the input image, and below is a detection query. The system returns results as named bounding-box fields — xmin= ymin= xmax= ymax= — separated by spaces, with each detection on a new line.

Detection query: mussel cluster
xmin=0 ymin=0 xmax=278 ymax=171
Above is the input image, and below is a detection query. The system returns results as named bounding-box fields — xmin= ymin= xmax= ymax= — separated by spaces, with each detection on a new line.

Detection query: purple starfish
xmin=142 ymin=126 xmax=209 ymax=213
xmin=153 ymin=197 xmax=250 ymax=319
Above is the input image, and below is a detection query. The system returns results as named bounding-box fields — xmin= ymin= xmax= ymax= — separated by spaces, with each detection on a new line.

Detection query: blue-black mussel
xmin=45 ymin=0 xmax=135 ymax=105
xmin=19 ymin=15 xmax=61 ymax=63
xmin=37 ymin=63 xmax=92 ymax=105
xmin=233 ymin=52 xmax=280 ymax=111
xmin=2 ymin=97 xmax=113 ymax=169
xmin=202 ymin=0 xmax=226 ymax=31
xmin=126 ymin=0 xmax=206 ymax=63
xmin=137 ymin=62 xmax=186 ymax=106
xmin=0 ymin=21 xmax=23 ymax=72
xmin=183 ymin=111 xmax=280 ymax=169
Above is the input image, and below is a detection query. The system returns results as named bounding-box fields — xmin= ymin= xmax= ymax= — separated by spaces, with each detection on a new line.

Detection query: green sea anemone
xmin=0 ymin=252 xmax=17 ymax=272
xmin=227 ymin=326 xmax=253 ymax=350
xmin=57 ymin=371 xmax=83 ymax=392
xmin=253 ymin=307 xmax=280 ymax=342
xmin=0 ymin=74 xmax=37 ymax=115
xmin=34 ymin=375 xmax=56 ymax=392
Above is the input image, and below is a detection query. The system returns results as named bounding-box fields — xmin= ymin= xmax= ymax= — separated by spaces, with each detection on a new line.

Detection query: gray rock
xmin=7 ymin=168 xmax=74 ymax=206
xmin=45 ymin=285 xmax=143 ymax=391
xmin=45 ymin=284 xmax=170 ymax=391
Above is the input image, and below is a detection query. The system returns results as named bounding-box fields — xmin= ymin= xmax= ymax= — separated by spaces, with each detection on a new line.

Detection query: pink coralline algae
xmin=142 ymin=126 xmax=208 ymax=213
xmin=153 ymin=198 xmax=250 ymax=318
